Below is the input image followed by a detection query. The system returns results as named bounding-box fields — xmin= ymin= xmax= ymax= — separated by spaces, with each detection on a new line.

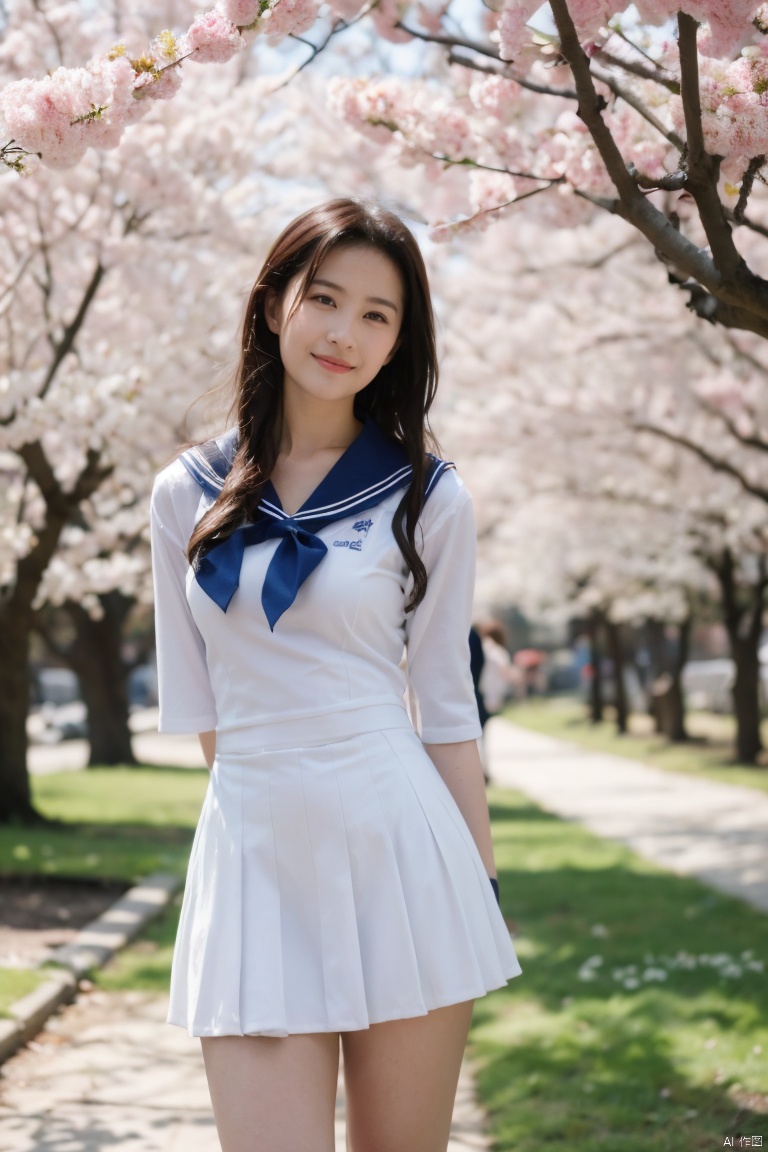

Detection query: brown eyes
xmin=310 ymin=295 xmax=388 ymax=323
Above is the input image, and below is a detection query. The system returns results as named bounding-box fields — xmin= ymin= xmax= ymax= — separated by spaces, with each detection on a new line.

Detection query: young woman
xmin=150 ymin=198 xmax=521 ymax=1152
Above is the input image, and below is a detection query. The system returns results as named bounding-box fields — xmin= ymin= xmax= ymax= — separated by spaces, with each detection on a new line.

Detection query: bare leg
xmin=201 ymin=1032 xmax=339 ymax=1152
xmin=342 ymin=1000 xmax=473 ymax=1152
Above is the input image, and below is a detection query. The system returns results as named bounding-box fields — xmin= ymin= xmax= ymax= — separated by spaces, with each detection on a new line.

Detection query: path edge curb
xmin=0 ymin=871 xmax=181 ymax=1066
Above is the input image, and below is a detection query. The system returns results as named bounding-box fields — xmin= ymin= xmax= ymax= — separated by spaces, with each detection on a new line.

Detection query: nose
xmin=327 ymin=312 xmax=355 ymax=349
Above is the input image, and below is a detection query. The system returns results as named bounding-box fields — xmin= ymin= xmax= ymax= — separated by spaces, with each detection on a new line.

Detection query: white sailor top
xmin=150 ymin=419 xmax=482 ymax=747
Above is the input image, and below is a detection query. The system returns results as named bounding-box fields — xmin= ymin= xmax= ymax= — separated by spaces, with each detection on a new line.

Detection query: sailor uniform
xmin=150 ymin=419 xmax=521 ymax=1038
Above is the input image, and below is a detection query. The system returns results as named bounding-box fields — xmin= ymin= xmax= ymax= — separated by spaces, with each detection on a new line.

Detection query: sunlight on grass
xmin=7 ymin=765 xmax=765 ymax=1148
xmin=470 ymin=789 xmax=768 ymax=1151
xmin=96 ymin=896 xmax=181 ymax=993
xmin=0 ymin=968 xmax=47 ymax=1017
xmin=0 ymin=768 xmax=209 ymax=883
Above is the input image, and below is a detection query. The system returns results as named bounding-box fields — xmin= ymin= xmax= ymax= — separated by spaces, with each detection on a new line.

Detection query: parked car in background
xmin=128 ymin=663 xmax=158 ymax=708
xmin=28 ymin=668 xmax=87 ymax=743
xmin=681 ymin=656 xmax=768 ymax=713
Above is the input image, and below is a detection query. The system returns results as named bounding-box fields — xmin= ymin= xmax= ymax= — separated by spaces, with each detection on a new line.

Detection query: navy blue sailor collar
xmin=179 ymin=417 xmax=454 ymax=630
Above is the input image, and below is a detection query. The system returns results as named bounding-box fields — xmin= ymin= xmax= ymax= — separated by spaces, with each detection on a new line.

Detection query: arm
xmin=404 ymin=476 xmax=498 ymax=883
xmin=150 ymin=464 xmax=218 ymax=735
xmin=199 ymin=730 xmax=216 ymax=770
xmin=423 ymin=739 xmax=497 ymax=879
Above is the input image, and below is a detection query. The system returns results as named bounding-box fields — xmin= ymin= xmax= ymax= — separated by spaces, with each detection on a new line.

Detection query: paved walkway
xmin=8 ymin=714 xmax=767 ymax=1148
xmin=0 ymin=991 xmax=490 ymax=1150
xmin=28 ymin=709 xmax=206 ymax=775
xmin=486 ymin=716 xmax=768 ymax=914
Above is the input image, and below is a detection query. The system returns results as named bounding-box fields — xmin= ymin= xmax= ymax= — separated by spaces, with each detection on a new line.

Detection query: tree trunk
xmin=666 ymin=616 xmax=691 ymax=743
xmin=0 ymin=604 xmax=40 ymax=823
xmin=587 ymin=609 xmax=604 ymax=724
xmin=606 ymin=619 xmax=628 ymax=735
xmin=712 ymin=548 xmax=766 ymax=766
xmin=649 ymin=617 xmax=691 ymax=743
xmin=644 ymin=618 xmax=668 ymax=731
xmin=0 ymin=444 xmax=111 ymax=823
xmin=732 ymin=637 xmax=763 ymax=764
xmin=0 ymin=261 xmax=111 ymax=822
xmin=64 ymin=593 xmax=137 ymax=767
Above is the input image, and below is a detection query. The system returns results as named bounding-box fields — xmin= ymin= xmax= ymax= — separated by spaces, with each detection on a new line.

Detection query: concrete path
xmin=28 ymin=710 xmax=206 ymax=775
xmin=486 ymin=716 xmax=768 ymax=914
xmin=0 ymin=991 xmax=490 ymax=1151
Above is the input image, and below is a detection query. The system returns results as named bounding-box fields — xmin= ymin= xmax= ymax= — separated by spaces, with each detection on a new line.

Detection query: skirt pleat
xmin=167 ymin=723 xmax=522 ymax=1037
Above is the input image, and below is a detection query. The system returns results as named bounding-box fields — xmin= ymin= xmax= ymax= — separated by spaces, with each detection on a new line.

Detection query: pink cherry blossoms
xmin=260 ymin=0 xmax=322 ymax=43
xmin=495 ymin=0 xmax=765 ymax=62
xmin=1 ymin=55 xmax=141 ymax=170
xmin=186 ymin=11 xmax=245 ymax=64
xmin=668 ymin=44 xmax=768 ymax=179
xmin=219 ymin=0 xmax=265 ymax=25
xmin=0 ymin=0 xmax=320 ymax=170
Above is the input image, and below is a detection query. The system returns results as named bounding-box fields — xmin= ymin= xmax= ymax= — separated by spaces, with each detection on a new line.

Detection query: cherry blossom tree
xmin=0 ymin=0 xmax=375 ymax=822
xmin=6 ymin=3 xmax=768 ymax=341
xmin=0 ymin=1 xmax=430 ymax=822
xmin=431 ymin=210 xmax=768 ymax=759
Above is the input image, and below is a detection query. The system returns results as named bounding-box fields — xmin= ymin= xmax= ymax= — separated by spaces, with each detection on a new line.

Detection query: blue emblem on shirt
xmin=353 ymin=519 xmax=373 ymax=535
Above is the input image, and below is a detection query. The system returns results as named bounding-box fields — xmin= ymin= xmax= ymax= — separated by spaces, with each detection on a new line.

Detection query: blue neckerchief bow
xmin=179 ymin=419 xmax=453 ymax=630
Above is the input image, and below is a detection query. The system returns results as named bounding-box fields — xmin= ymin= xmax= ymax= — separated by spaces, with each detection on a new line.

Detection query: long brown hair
xmin=187 ymin=198 xmax=439 ymax=610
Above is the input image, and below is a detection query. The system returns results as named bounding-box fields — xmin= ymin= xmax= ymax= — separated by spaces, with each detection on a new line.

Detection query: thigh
xmin=201 ymin=1032 xmax=339 ymax=1152
xmin=341 ymin=1000 xmax=473 ymax=1152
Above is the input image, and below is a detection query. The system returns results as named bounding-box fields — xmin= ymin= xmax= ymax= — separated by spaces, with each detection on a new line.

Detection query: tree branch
xmin=731 ymin=210 xmax=768 ymax=241
xmin=633 ymin=420 xmax=768 ymax=503
xmin=546 ymin=1 xmax=768 ymax=331
xmin=549 ymin=0 xmax=639 ymax=202
xmin=734 ymin=155 xmax=766 ymax=223
xmin=446 ymin=47 xmax=578 ymax=97
xmin=397 ymin=21 xmax=500 ymax=61
xmin=13 ymin=446 xmax=112 ymax=608
xmin=429 ymin=152 xmax=562 ymax=184
xmin=38 ymin=259 xmax=105 ymax=401
xmin=667 ymin=271 xmax=768 ymax=337
xmin=590 ymin=62 xmax=684 ymax=149
xmin=677 ymin=12 xmax=743 ymax=284
xmin=593 ymin=45 xmax=680 ymax=94
xmin=691 ymin=391 xmax=768 ymax=455
xmin=628 ymin=163 xmax=687 ymax=191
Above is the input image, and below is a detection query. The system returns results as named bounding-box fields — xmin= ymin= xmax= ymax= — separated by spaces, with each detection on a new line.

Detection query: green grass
xmin=92 ymin=782 xmax=768 ymax=1150
xmin=0 ymin=767 xmax=209 ymax=883
xmin=506 ymin=696 xmax=768 ymax=794
xmin=0 ymin=968 xmax=47 ymax=1018
xmin=96 ymin=895 xmax=181 ymax=993
xmin=8 ymin=764 xmax=766 ymax=1146
xmin=471 ymin=789 xmax=768 ymax=1151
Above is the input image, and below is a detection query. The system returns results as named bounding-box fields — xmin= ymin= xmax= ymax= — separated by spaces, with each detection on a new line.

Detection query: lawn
xmin=0 ymin=767 xmax=208 ymax=1017
xmin=0 ymin=767 xmax=210 ymax=883
xmin=92 ymin=779 xmax=768 ymax=1150
xmin=0 ymin=969 xmax=47 ymax=1018
xmin=474 ymin=789 xmax=768 ymax=1151
xmin=506 ymin=695 xmax=768 ymax=795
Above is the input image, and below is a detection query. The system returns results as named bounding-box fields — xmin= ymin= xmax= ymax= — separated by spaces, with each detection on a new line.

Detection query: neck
xmin=279 ymin=393 xmax=362 ymax=459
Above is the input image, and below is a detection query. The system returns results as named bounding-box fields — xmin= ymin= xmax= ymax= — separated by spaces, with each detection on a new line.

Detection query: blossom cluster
xmin=328 ymin=71 xmax=677 ymax=239
xmin=495 ymin=0 xmax=765 ymax=63
xmin=578 ymin=950 xmax=764 ymax=988
xmin=0 ymin=0 xmax=319 ymax=169
xmin=667 ymin=43 xmax=768 ymax=181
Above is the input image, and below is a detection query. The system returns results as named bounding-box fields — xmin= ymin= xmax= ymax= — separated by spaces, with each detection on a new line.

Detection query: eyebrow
xmin=311 ymin=278 xmax=399 ymax=314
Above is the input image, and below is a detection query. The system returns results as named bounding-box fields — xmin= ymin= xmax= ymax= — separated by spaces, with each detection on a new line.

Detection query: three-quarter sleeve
xmin=150 ymin=463 xmax=218 ymax=734
xmin=404 ymin=474 xmax=483 ymax=744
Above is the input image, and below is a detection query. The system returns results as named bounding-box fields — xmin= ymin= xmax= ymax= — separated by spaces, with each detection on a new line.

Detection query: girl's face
xmin=265 ymin=244 xmax=404 ymax=411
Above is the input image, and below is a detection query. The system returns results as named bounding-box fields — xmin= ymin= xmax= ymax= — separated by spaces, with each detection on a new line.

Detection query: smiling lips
xmin=313 ymin=354 xmax=354 ymax=373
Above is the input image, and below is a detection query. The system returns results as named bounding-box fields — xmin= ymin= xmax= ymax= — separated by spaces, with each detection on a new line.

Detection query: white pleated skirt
xmin=167 ymin=705 xmax=522 ymax=1037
